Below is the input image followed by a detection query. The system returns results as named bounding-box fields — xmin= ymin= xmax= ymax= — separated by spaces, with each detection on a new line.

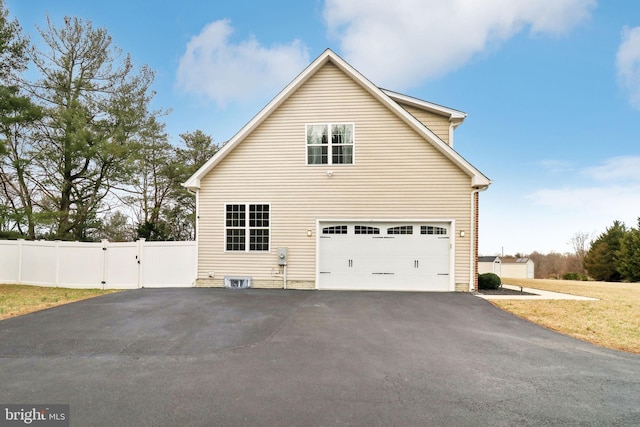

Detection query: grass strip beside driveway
xmin=492 ymin=278 xmax=640 ymax=354
xmin=0 ymin=284 xmax=120 ymax=320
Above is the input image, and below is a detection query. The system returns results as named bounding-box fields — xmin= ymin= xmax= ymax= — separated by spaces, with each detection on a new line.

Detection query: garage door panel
xmin=318 ymin=222 xmax=451 ymax=291
xmin=320 ymin=273 xmax=449 ymax=291
xmin=423 ymin=237 xmax=450 ymax=255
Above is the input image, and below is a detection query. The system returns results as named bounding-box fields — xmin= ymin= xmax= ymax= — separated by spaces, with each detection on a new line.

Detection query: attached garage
xmin=317 ymin=222 xmax=453 ymax=291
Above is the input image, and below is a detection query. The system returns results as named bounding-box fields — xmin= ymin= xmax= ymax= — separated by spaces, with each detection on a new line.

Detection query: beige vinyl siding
xmin=197 ymin=62 xmax=473 ymax=289
xmin=398 ymin=103 xmax=452 ymax=145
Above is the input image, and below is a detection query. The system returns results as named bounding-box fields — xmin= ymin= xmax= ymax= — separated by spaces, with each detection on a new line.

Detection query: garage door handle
xmin=372 ymin=272 xmax=395 ymax=275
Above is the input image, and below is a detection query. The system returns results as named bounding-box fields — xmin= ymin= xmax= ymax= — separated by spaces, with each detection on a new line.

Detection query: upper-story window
xmin=306 ymin=123 xmax=354 ymax=165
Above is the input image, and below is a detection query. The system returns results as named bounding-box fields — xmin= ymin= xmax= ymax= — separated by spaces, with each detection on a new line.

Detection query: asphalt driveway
xmin=1 ymin=289 xmax=639 ymax=426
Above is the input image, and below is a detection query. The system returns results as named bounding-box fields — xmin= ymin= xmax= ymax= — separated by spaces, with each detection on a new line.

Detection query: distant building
xmin=478 ymin=256 xmax=534 ymax=279
xmin=478 ymin=256 xmax=501 ymax=275
xmin=500 ymin=257 xmax=535 ymax=279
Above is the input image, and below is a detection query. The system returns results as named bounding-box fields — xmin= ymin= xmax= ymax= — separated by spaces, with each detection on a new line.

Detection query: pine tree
xmin=28 ymin=16 xmax=156 ymax=240
xmin=616 ymin=219 xmax=640 ymax=282
xmin=584 ymin=221 xmax=626 ymax=282
xmin=0 ymin=1 xmax=43 ymax=238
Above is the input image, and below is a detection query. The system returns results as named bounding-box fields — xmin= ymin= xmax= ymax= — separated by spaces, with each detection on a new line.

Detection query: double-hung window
xmin=225 ymin=204 xmax=270 ymax=251
xmin=306 ymin=123 xmax=354 ymax=165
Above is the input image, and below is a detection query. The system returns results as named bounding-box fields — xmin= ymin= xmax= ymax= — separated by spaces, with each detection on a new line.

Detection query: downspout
xmin=448 ymin=119 xmax=464 ymax=148
xmin=188 ymin=188 xmax=199 ymax=287
xmin=470 ymin=186 xmax=489 ymax=292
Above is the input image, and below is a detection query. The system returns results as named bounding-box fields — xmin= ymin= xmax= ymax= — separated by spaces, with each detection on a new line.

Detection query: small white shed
xmin=500 ymin=257 xmax=535 ymax=279
xmin=478 ymin=256 xmax=501 ymax=275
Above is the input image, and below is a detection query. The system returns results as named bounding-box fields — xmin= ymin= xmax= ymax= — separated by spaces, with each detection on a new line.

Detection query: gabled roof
xmin=479 ymin=256 xmax=501 ymax=263
xmin=382 ymin=89 xmax=467 ymax=122
xmin=184 ymin=48 xmax=491 ymax=190
xmin=501 ymin=257 xmax=532 ymax=264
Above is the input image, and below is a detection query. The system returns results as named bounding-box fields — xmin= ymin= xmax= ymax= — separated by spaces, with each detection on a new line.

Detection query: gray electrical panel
xmin=277 ymin=247 xmax=288 ymax=266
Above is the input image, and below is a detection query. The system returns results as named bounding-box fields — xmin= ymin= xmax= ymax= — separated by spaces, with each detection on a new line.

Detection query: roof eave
xmin=325 ymin=54 xmax=489 ymax=187
xmin=382 ymin=89 xmax=468 ymax=121
xmin=183 ymin=48 xmax=491 ymax=190
xmin=183 ymin=49 xmax=338 ymax=188
xmin=387 ymin=97 xmax=491 ymax=189
xmin=182 ymin=177 xmax=201 ymax=191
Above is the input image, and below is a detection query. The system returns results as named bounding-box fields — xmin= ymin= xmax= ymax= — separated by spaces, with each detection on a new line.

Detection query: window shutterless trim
xmin=305 ymin=123 xmax=355 ymax=166
xmin=224 ymin=203 xmax=271 ymax=252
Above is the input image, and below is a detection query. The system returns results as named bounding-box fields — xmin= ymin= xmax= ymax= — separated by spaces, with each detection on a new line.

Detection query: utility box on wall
xmin=277 ymin=247 xmax=288 ymax=266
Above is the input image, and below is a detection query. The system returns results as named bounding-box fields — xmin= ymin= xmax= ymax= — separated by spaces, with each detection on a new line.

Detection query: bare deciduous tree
xmin=568 ymin=231 xmax=593 ymax=274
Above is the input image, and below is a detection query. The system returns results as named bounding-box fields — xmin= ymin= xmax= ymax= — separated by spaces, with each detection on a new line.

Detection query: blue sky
xmin=6 ymin=0 xmax=640 ymax=255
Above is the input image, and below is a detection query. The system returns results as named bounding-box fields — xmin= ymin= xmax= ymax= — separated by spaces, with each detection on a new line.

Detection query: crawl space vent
xmin=224 ymin=277 xmax=251 ymax=289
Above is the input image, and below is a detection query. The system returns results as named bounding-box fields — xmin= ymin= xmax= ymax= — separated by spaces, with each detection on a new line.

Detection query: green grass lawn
xmin=493 ymin=278 xmax=640 ymax=354
xmin=0 ymin=284 xmax=120 ymax=320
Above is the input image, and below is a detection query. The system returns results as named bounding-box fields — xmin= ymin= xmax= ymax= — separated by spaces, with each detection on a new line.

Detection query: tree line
xmin=507 ymin=221 xmax=640 ymax=283
xmin=0 ymin=3 xmax=217 ymax=242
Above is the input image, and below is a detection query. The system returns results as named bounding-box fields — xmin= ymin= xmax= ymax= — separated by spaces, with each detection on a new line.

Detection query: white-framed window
xmin=322 ymin=225 xmax=348 ymax=235
xmin=225 ymin=204 xmax=270 ymax=252
xmin=421 ymin=226 xmax=447 ymax=235
xmin=306 ymin=123 xmax=354 ymax=165
xmin=355 ymin=226 xmax=380 ymax=235
xmin=387 ymin=225 xmax=413 ymax=235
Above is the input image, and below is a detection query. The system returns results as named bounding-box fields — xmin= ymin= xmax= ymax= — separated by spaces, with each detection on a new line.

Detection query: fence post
xmin=137 ymin=238 xmax=145 ymax=288
xmin=101 ymin=239 xmax=109 ymax=290
xmin=55 ymin=240 xmax=61 ymax=287
xmin=17 ymin=239 xmax=24 ymax=284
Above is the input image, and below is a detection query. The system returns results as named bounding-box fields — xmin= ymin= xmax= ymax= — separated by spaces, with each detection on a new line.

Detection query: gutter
xmin=470 ymin=184 xmax=490 ymax=292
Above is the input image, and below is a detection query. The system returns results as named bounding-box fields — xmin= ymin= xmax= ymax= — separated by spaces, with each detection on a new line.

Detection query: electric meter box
xmin=277 ymin=247 xmax=288 ymax=266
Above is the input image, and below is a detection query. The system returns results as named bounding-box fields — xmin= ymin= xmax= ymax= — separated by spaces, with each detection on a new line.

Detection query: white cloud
xmin=176 ymin=20 xmax=310 ymax=107
xmin=529 ymin=184 xmax=640 ymax=218
xmin=583 ymin=155 xmax=640 ymax=182
xmin=481 ymin=183 xmax=640 ymax=255
xmin=539 ymin=159 xmax=575 ymax=174
xmin=521 ymin=156 xmax=640 ymax=249
xmin=480 ymin=156 xmax=640 ymax=255
xmin=323 ymin=0 xmax=596 ymax=89
xmin=616 ymin=26 xmax=640 ymax=109
xmin=530 ymin=156 xmax=640 ymax=220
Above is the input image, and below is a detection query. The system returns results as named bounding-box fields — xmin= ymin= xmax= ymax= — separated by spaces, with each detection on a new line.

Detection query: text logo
xmin=0 ymin=405 xmax=69 ymax=427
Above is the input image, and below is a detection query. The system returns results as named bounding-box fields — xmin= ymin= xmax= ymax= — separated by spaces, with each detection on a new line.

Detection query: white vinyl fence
xmin=0 ymin=239 xmax=196 ymax=289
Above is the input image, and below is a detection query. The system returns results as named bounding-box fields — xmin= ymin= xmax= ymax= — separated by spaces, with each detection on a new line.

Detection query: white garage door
xmin=317 ymin=222 xmax=451 ymax=291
